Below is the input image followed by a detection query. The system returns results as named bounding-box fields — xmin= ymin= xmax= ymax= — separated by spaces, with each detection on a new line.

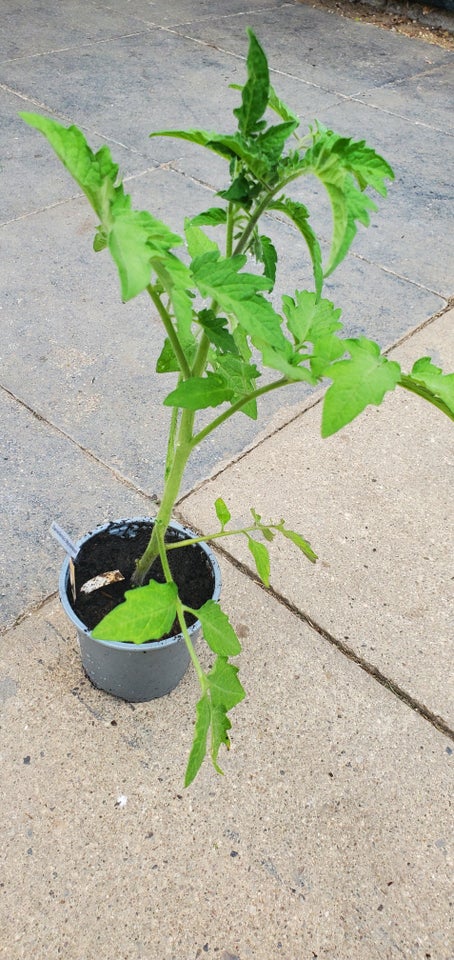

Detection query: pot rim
xmin=59 ymin=516 xmax=221 ymax=651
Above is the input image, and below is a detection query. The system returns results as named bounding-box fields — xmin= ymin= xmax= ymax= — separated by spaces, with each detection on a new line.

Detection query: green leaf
xmin=164 ymin=373 xmax=234 ymax=410
xmin=91 ymin=580 xmax=178 ymax=644
xmin=197 ymin=310 xmax=238 ymax=355
xmin=256 ymin=121 xmax=299 ymax=164
xmin=247 ymin=537 xmax=270 ymax=587
xmin=267 ymin=85 xmax=299 ymax=124
xmin=215 ymin=497 xmax=231 ymax=528
xmin=281 ymin=291 xmax=344 ymax=377
xmin=185 ymin=694 xmax=211 ymax=787
xmin=108 ymin=210 xmax=183 ymax=301
xmin=185 ymin=219 xmax=219 ymax=259
xmin=190 ymin=207 xmax=227 ymax=227
xmin=150 ymin=129 xmax=270 ymax=181
xmin=253 ymin=234 xmax=277 ymax=286
xmin=277 ymin=525 xmax=318 ymax=563
xmin=403 ymin=358 xmax=454 ymax=416
xmin=233 ymin=28 xmax=269 ymax=137
xmin=322 ymin=338 xmax=401 ymax=437
xmin=191 ymin=251 xmax=288 ymax=354
xmin=210 ymin=705 xmax=232 ymax=772
xmin=208 ymin=656 xmax=246 ymax=712
xmin=156 ymin=337 xmax=179 ymax=374
xmin=21 ymin=113 xmax=126 ymax=222
xmin=303 ymin=124 xmax=394 ymax=275
xmin=196 ymin=600 xmax=241 ymax=657
xmin=214 ymin=354 xmax=261 ymax=412
xmin=269 ymin=197 xmax=323 ymax=299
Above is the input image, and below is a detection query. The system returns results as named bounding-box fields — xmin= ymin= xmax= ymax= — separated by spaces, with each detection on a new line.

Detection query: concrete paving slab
xmin=93 ymin=0 xmax=288 ymax=28
xmin=0 ymin=389 xmax=157 ymax=630
xmin=356 ymin=63 xmax=454 ymax=132
xmin=182 ymin=308 xmax=454 ymax=727
xmin=173 ymin=3 xmax=451 ymax=96
xmin=0 ymin=0 xmax=154 ymax=62
xmin=0 ymin=564 xmax=452 ymax=959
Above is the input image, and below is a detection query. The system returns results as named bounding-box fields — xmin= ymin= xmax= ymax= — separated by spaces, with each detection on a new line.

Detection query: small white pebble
xmin=115 ymin=794 xmax=128 ymax=808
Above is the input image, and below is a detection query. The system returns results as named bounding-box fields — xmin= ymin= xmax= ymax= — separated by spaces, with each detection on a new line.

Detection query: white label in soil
xmin=50 ymin=521 xmax=78 ymax=559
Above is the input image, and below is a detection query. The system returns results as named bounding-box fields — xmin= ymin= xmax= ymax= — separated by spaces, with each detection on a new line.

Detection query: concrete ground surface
xmin=0 ymin=1 xmax=453 ymax=958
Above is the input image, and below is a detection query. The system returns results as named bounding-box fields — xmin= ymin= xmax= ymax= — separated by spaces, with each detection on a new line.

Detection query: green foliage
xmin=91 ymin=581 xmax=177 ymax=643
xmin=23 ymin=28 xmax=452 ymax=786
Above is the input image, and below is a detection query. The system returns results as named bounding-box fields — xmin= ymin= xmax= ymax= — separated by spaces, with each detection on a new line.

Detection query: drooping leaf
xmin=210 ymin=705 xmax=232 ymax=771
xmin=400 ymin=358 xmax=454 ymax=419
xmin=247 ymin=537 xmax=270 ymax=587
xmin=253 ymin=234 xmax=278 ymax=286
xmin=233 ymin=28 xmax=269 ymax=137
xmin=277 ymin=524 xmax=318 ymax=563
xmin=164 ymin=373 xmax=234 ymax=410
xmin=303 ymin=124 xmax=394 ymax=276
xmin=208 ymin=656 xmax=246 ymax=712
xmin=185 ymin=694 xmax=211 ymax=787
xmin=269 ymin=197 xmax=323 ymax=299
xmin=267 ymin=85 xmax=299 ymax=125
xmin=91 ymin=580 xmax=178 ymax=644
xmin=214 ymin=353 xmax=261 ymax=414
xmin=322 ymin=338 xmax=401 ymax=437
xmin=215 ymin=497 xmax=231 ymax=529
xmin=196 ymin=600 xmax=242 ymax=657
xmin=108 ymin=210 xmax=184 ymax=301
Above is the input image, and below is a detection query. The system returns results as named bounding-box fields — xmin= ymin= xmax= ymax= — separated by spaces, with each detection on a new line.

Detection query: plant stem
xmin=147 ymin=284 xmax=191 ymax=379
xmin=165 ymin=524 xmax=267 ymax=550
xmin=190 ymin=377 xmax=288 ymax=447
xmin=132 ymin=406 xmax=195 ymax=585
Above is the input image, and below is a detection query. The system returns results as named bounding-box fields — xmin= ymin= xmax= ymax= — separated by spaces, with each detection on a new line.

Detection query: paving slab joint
xmin=174 ymin=520 xmax=454 ymax=743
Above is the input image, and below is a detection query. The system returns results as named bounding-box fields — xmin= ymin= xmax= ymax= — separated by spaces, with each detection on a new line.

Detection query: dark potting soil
xmin=71 ymin=520 xmax=215 ymax=639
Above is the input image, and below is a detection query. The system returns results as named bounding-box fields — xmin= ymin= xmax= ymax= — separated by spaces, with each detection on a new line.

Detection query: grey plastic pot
xmin=59 ymin=517 xmax=221 ymax=702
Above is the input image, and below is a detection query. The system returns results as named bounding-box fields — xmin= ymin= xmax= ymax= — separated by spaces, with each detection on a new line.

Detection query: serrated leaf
xmin=253 ymin=234 xmax=277 ymax=286
xmin=185 ymin=219 xmax=219 ymax=259
xmin=190 ymin=207 xmax=227 ymax=227
xmin=197 ymin=600 xmax=241 ymax=657
xmin=164 ymin=373 xmax=234 ymax=410
xmin=21 ymin=113 xmax=126 ymax=222
xmin=233 ymin=28 xmax=269 ymax=137
xmin=322 ymin=338 xmax=401 ymax=437
xmin=278 ymin=526 xmax=317 ymax=563
xmin=150 ymin=129 xmax=270 ymax=181
xmin=192 ymin=252 xmax=288 ymax=354
xmin=268 ymin=85 xmax=299 ymax=124
xmin=281 ymin=291 xmax=344 ymax=377
xmin=303 ymin=125 xmax=393 ymax=276
xmin=91 ymin=580 xmax=178 ymax=644
xmin=108 ymin=210 xmax=183 ymax=301
xmin=208 ymin=656 xmax=246 ymax=711
xmin=269 ymin=197 xmax=323 ymax=298
xmin=215 ymin=497 xmax=231 ymax=529
xmin=185 ymin=694 xmax=211 ymax=787
xmin=210 ymin=705 xmax=232 ymax=771
xmin=406 ymin=358 xmax=454 ymax=415
xmin=256 ymin=121 xmax=299 ymax=164
xmin=247 ymin=537 xmax=270 ymax=587
xmin=197 ymin=310 xmax=238 ymax=355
